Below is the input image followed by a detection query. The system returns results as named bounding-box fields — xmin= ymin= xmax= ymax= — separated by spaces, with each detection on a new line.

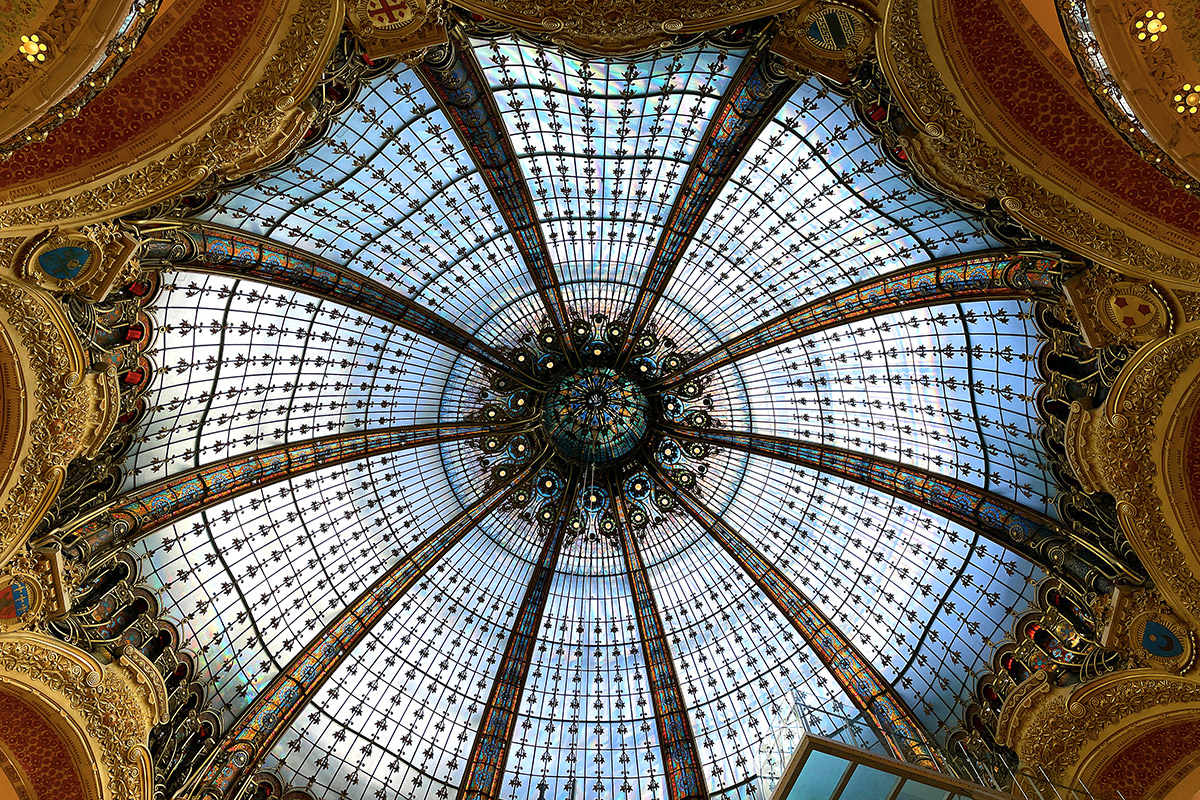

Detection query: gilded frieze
xmin=879 ymin=0 xmax=1200 ymax=283
xmin=0 ymin=0 xmax=343 ymax=234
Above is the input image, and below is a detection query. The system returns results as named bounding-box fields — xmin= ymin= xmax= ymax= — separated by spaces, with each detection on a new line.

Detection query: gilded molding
xmin=0 ymin=255 xmax=118 ymax=569
xmin=0 ymin=631 xmax=163 ymax=800
xmin=1014 ymin=670 xmax=1200 ymax=780
xmin=1080 ymin=330 xmax=1200 ymax=625
xmin=0 ymin=0 xmax=344 ymax=233
xmin=878 ymin=0 xmax=1200 ymax=283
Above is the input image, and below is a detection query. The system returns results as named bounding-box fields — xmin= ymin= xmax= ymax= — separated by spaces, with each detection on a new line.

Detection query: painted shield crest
xmin=36 ymin=246 xmax=92 ymax=280
xmin=1143 ymin=619 xmax=1185 ymax=658
xmin=0 ymin=580 xmax=31 ymax=620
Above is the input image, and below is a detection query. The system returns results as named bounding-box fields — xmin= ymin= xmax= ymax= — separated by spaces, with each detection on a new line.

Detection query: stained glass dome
xmin=118 ymin=24 xmax=1061 ymax=800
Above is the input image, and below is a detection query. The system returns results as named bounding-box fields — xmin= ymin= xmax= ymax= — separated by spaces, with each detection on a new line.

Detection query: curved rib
xmin=617 ymin=45 xmax=798 ymax=366
xmin=189 ymin=450 xmax=552 ymax=800
xmin=645 ymin=459 xmax=945 ymax=771
xmin=608 ymin=475 xmax=708 ymax=800
xmin=143 ymin=221 xmax=529 ymax=381
xmin=654 ymin=251 xmax=1061 ymax=387
xmin=662 ymin=425 xmax=1120 ymax=593
xmin=66 ymin=420 xmax=522 ymax=560
xmin=416 ymin=33 xmax=576 ymax=359
xmin=458 ymin=468 xmax=580 ymax=800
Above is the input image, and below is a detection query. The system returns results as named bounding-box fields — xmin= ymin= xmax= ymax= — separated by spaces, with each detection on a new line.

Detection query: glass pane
xmin=894 ymin=783 xmax=952 ymax=800
xmin=838 ymin=765 xmax=899 ymax=799
xmin=785 ymin=751 xmax=851 ymax=800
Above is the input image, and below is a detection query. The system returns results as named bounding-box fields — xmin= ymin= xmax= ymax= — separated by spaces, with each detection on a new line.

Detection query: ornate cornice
xmin=0 ymin=631 xmax=164 ymax=800
xmin=0 ymin=253 xmax=117 ymax=569
xmin=0 ymin=0 xmax=343 ymax=234
xmin=878 ymin=0 xmax=1200 ymax=283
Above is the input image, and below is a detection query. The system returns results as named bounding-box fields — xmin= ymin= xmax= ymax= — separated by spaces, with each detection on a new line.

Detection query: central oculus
xmin=542 ymin=366 xmax=649 ymax=464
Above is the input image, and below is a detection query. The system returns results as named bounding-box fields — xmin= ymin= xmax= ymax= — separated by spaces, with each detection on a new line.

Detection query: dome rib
xmin=186 ymin=450 xmax=553 ymax=798
xmin=663 ymin=425 xmax=1119 ymax=594
xmin=609 ymin=475 xmax=708 ymax=800
xmin=67 ymin=420 xmax=515 ymax=561
xmin=616 ymin=44 xmax=797 ymax=367
xmin=148 ymin=223 xmax=531 ymax=380
xmin=417 ymin=29 xmax=577 ymax=359
xmin=654 ymin=251 xmax=1061 ymax=387
xmin=459 ymin=468 xmax=580 ymax=800
xmin=649 ymin=457 xmax=944 ymax=771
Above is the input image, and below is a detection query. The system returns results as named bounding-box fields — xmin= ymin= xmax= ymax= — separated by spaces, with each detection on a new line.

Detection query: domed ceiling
xmin=123 ymin=26 xmax=1053 ymax=800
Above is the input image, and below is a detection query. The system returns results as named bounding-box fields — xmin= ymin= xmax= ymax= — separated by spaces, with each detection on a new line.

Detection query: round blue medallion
xmin=542 ymin=367 xmax=649 ymax=463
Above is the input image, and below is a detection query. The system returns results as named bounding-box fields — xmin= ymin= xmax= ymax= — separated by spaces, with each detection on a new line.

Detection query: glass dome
xmin=122 ymin=28 xmax=1054 ymax=800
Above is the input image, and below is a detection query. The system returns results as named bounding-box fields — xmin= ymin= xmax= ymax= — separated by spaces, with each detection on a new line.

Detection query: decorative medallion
xmin=364 ymin=0 xmax=418 ymax=29
xmin=0 ymin=575 xmax=40 ymax=630
xmin=24 ymin=233 xmax=101 ymax=286
xmin=803 ymin=4 xmax=866 ymax=52
xmin=14 ymin=224 xmax=143 ymax=300
xmin=773 ymin=1 xmax=875 ymax=84
xmin=1099 ymin=280 xmax=1170 ymax=341
xmin=347 ymin=0 xmax=444 ymax=60
xmin=0 ymin=580 xmax=30 ymax=619
xmin=474 ymin=314 xmax=719 ymax=546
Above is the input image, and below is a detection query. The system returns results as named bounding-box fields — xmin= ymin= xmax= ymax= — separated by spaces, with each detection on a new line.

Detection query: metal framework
xmin=151 ymin=222 xmax=525 ymax=379
xmin=188 ymin=452 xmax=552 ymax=800
xmin=609 ymin=477 xmax=708 ymax=800
xmin=662 ymin=425 xmax=1116 ymax=592
xmin=458 ymin=469 xmax=580 ymax=800
xmin=416 ymin=31 xmax=576 ymax=356
xmin=648 ymin=461 xmax=945 ymax=771
xmin=654 ymin=251 xmax=1060 ymax=387
xmin=66 ymin=421 xmax=518 ymax=559
xmin=617 ymin=43 xmax=798 ymax=365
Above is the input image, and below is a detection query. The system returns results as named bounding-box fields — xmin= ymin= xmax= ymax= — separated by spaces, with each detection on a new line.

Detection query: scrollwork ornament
xmin=1018 ymin=674 xmax=1200 ymax=778
xmin=1073 ymin=329 xmax=1200 ymax=627
xmin=0 ymin=635 xmax=153 ymax=800
xmin=0 ymin=259 xmax=106 ymax=567
xmin=881 ymin=0 xmax=1200 ymax=281
xmin=0 ymin=0 xmax=339 ymax=231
